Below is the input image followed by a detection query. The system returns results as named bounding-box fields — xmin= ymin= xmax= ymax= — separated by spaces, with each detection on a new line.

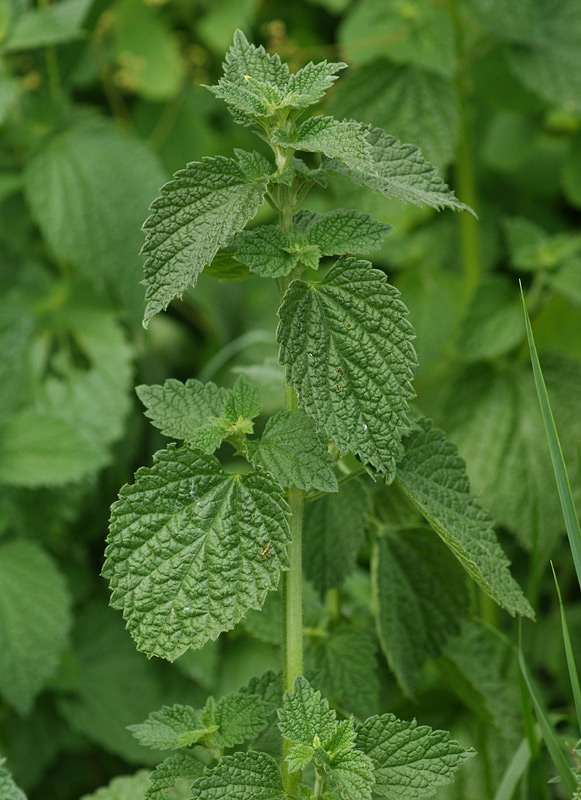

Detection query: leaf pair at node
xmin=230 ymin=208 xmax=393 ymax=278
xmin=153 ymin=676 xmax=474 ymax=800
xmin=136 ymin=375 xmax=261 ymax=454
xmin=137 ymin=375 xmax=338 ymax=493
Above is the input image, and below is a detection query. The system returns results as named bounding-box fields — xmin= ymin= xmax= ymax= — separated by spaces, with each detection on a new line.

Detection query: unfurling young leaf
xmin=136 ymin=376 xmax=261 ymax=453
xmin=129 ymin=691 xmax=272 ymax=752
xmin=278 ymin=677 xmax=375 ymax=800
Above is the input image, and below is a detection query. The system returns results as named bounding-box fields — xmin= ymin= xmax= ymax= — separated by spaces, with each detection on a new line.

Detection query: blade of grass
xmin=520 ymin=285 xmax=581 ymax=591
xmin=551 ymin=563 xmax=581 ymax=734
xmin=518 ymin=645 xmax=577 ymax=796
xmin=493 ymin=735 xmax=532 ymax=800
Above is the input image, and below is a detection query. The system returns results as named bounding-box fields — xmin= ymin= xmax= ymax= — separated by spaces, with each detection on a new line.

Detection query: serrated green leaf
xmin=231 ymin=226 xmax=298 ymax=278
xmin=22 ymin=119 xmax=167 ymax=321
xmin=3 ymin=0 xmax=90 ymax=50
xmin=0 ymin=409 xmax=105 ymax=487
xmin=0 ymin=756 xmax=27 ymax=800
xmin=294 ymin=208 xmax=393 ymax=255
xmin=212 ymin=692 xmax=274 ymax=748
xmin=142 ymin=153 xmax=270 ymax=325
xmin=247 ymin=410 xmax=338 ymax=493
xmin=338 ymin=0 xmax=454 ymax=76
xmin=287 ymin=742 xmax=315 ymax=772
xmin=272 ymin=117 xmax=375 ymax=173
xmin=277 ymin=258 xmax=416 ymax=479
xmin=187 ymin=423 xmax=230 ymax=454
xmin=0 ymin=541 xmax=72 ymax=715
xmin=395 ymin=419 xmax=533 ymax=618
xmin=104 ymin=446 xmax=290 ymax=659
xmin=222 ymin=376 xmax=261 ymax=425
xmin=239 ymin=670 xmax=283 ymax=709
xmin=356 ymin=713 xmax=475 ymax=799
xmin=373 ymin=529 xmax=468 ymax=696
xmin=130 ymin=691 xmax=271 ymax=752
xmin=80 ymin=770 xmax=152 ymax=800
xmin=324 ymin=125 xmax=472 ymax=212
xmin=192 ymin=751 xmax=286 ymax=800
xmin=287 ymin=60 xmax=347 ymax=107
xmin=278 ymin=676 xmax=337 ymax=746
xmin=129 ymin=705 xmax=207 ymax=750
xmin=136 ymin=379 xmax=228 ymax=445
xmin=205 ymin=30 xmax=291 ymax=123
xmin=303 ymin=479 xmax=370 ymax=596
xmin=145 ymin=753 xmax=203 ymax=800
xmin=308 ymin=626 xmax=379 ymax=719
xmin=326 ymin=720 xmax=358 ymax=756
xmin=330 ymin=747 xmax=375 ymax=800
xmin=214 ymin=29 xmax=290 ymax=94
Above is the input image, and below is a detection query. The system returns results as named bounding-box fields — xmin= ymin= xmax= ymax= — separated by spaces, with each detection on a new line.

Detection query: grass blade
xmin=551 ymin=563 xmax=581 ymax=733
xmin=493 ymin=736 xmax=531 ymax=800
xmin=518 ymin=647 xmax=577 ymax=796
xmin=520 ymin=285 xmax=581 ymax=591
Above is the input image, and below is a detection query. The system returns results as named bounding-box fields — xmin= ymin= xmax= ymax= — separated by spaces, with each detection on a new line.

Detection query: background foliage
xmin=0 ymin=0 xmax=579 ymax=798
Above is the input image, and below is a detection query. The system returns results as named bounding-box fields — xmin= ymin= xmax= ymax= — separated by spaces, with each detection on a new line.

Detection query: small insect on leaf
xmin=337 ymin=253 xmax=349 ymax=261
xmin=260 ymin=543 xmax=272 ymax=558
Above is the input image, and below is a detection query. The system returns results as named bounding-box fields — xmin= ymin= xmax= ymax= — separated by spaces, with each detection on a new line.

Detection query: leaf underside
xmin=324 ymin=124 xmax=473 ymax=213
xmin=395 ymin=419 xmax=534 ymax=618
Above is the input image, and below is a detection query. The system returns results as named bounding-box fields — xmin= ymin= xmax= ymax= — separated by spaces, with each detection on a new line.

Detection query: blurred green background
xmin=0 ymin=0 xmax=580 ymax=797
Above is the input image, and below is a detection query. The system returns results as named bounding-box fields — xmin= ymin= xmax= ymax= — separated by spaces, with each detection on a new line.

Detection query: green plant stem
xmin=313 ymin=770 xmax=326 ymax=798
xmin=38 ymin=0 xmax=61 ymax=99
xmin=450 ymin=0 xmax=481 ymax=296
xmin=279 ymin=178 xmax=304 ymax=796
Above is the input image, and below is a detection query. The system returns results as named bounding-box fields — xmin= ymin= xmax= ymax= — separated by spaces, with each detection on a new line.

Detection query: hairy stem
xmin=278 ymin=175 xmax=304 ymax=795
xmin=313 ymin=770 xmax=326 ymax=798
